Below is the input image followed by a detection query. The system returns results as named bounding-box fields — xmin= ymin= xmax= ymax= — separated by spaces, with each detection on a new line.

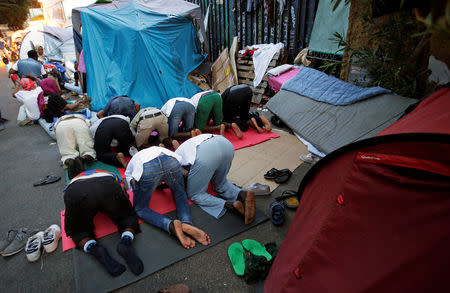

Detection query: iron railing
xmin=187 ymin=0 xmax=318 ymax=62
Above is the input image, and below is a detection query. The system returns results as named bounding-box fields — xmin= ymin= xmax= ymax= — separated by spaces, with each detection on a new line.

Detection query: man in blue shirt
xmin=9 ymin=50 xmax=47 ymax=81
xmin=97 ymin=95 xmax=139 ymax=120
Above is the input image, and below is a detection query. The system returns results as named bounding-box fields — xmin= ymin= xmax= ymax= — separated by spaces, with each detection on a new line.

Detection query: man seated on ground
xmin=12 ymin=78 xmax=42 ymax=126
xmin=9 ymin=50 xmax=47 ymax=82
xmin=130 ymin=106 xmax=177 ymax=150
xmin=190 ymin=90 xmax=243 ymax=138
xmin=90 ymin=114 xmax=136 ymax=169
xmin=3 ymin=57 xmax=19 ymax=87
xmin=125 ymin=134 xmax=211 ymax=249
xmin=97 ymin=95 xmax=139 ymax=120
xmin=64 ymin=169 xmax=143 ymax=277
xmin=222 ymin=84 xmax=272 ymax=134
xmin=53 ymin=114 xmax=96 ymax=179
xmin=175 ymin=134 xmax=255 ymax=224
xmin=161 ymin=97 xmax=202 ymax=140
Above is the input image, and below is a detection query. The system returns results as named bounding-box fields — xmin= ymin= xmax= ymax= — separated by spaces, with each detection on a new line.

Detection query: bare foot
xmin=261 ymin=116 xmax=272 ymax=132
xmin=195 ymin=128 xmax=202 ymax=136
xmin=219 ymin=124 xmax=226 ymax=136
xmin=173 ymin=220 xmax=195 ymax=249
xmin=181 ymin=223 xmax=211 ymax=246
xmin=232 ymin=201 xmax=244 ymax=216
xmin=231 ymin=123 xmax=243 ymax=139
xmin=239 ymin=191 xmax=255 ymax=225
xmin=251 ymin=118 xmax=264 ymax=134
xmin=116 ymin=152 xmax=128 ymax=169
xmin=172 ymin=139 xmax=180 ymax=150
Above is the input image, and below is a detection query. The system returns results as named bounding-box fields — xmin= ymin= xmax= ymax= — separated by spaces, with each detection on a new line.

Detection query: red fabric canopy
xmin=265 ymin=88 xmax=450 ymax=293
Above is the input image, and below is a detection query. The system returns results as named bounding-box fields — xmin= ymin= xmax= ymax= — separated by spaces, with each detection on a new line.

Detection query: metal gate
xmin=187 ymin=0 xmax=318 ymax=62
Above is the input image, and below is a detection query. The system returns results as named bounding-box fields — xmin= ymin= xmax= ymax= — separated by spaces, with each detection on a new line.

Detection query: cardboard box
xmin=212 ymin=48 xmax=237 ymax=94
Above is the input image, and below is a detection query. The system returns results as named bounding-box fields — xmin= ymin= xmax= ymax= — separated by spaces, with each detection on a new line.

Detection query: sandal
xmin=264 ymin=168 xmax=280 ymax=179
xmin=228 ymin=242 xmax=246 ymax=276
xmin=269 ymin=201 xmax=285 ymax=226
xmin=33 ymin=175 xmax=61 ymax=186
xmin=242 ymin=239 xmax=272 ymax=261
xmin=275 ymin=190 xmax=299 ymax=209
xmin=274 ymin=169 xmax=292 ymax=184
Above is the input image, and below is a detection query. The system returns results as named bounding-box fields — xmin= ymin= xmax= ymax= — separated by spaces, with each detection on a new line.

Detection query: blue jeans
xmin=133 ymin=154 xmax=192 ymax=232
xmin=168 ymin=101 xmax=196 ymax=137
xmin=186 ymin=135 xmax=241 ymax=218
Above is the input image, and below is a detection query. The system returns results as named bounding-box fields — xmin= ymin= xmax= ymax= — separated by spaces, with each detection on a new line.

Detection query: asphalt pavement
xmin=0 ymin=66 xmax=309 ymax=293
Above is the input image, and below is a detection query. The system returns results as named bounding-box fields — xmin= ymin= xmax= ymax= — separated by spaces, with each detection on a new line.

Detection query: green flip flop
xmin=228 ymin=242 xmax=246 ymax=276
xmin=242 ymin=239 xmax=272 ymax=261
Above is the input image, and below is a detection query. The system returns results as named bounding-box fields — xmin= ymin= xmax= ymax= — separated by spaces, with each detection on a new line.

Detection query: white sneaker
xmin=42 ymin=224 xmax=61 ymax=253
xmin=300 ymin=153 xmax=321 ymax=164
xmin=25 ymin=232 xmax=44 ymax=262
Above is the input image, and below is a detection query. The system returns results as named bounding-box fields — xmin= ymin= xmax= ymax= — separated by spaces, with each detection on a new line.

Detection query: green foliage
xmin=0 ymin=0 xmax=31 ymax=30
xmin=326 ymin=16 xmax=429 ymax=98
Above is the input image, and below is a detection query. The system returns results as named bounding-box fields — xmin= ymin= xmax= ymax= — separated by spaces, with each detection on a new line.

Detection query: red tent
xmin=264 ymin=88 xmax=450 ymax=293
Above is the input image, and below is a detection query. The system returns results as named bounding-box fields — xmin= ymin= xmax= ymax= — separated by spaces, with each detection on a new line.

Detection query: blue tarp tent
xmin=72 ymin=0 xmax=208 ymax=111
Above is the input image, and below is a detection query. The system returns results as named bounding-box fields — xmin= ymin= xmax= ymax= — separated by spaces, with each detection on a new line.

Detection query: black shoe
xmin=65 ymin=158 xmax=77 ymax=180
xmin=74 ymin=157 xmax=85 ymax=176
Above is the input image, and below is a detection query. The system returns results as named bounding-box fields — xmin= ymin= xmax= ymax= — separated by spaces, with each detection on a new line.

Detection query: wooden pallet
xmin=236 ymin=50 xmax=283 ymax=104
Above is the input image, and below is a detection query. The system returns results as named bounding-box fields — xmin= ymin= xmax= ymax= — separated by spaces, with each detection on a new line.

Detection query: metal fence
xmin=187 ymin=0 xmax=318 ymax=62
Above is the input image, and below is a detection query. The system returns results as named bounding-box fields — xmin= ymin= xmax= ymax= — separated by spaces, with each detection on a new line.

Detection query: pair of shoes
xmin=243 ymin=183 xmax=271 ymax=196
xmin=66 ymin=157 xmax=85 ymax=180
xmin=275 ymin=190 xmax=299 ymax=209
xmin=269 ymin=201 xmax=285 ymax=226
xmin=300 ymin=153 xmax=321 ymax=164
xmin=33 ymin=175 xmax=61 ymax=186
xmin=25 ymin=225 xmax=61 ymax=262
xmin=228 ymin=239 xmax=272 ymax=276
xmin=264 ymin=168 xmax=292 ymax=184
xmin=1 ymin=228 xmax=35 ymax=256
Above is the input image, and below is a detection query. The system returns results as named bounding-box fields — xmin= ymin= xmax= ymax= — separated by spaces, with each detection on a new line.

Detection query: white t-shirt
xmin=5 ymin=63 xmax=12 ymax=73
xmin=125 ymin=146 xmax=182 ymax=187
xmin=190 ymin=90 xmax=214 ymax=108
xmin=175 ymin=134 xmax=216 ymax=166
xmin=161 ymin=97 xmax=194 ymax=116
xmin=14 ymin=87 xmax=43 ymax=120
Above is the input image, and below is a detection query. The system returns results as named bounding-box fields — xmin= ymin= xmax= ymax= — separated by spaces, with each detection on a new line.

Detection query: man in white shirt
xmin=161 ymin=97 xmax=201 ymax=140
xmin=12 ymin=77 xmax=42 ymax=125
xmin=175 ymin=134 xmax=255 ymax=224
xmin=125 ymin=134 xmax=211 ymax=249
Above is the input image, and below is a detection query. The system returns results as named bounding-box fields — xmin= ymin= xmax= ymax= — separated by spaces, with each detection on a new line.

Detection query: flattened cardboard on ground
xmin=229 ymin=130 xmax=308 ymax=191
xmin=212 ymin=48 xmax=237 ymax=93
